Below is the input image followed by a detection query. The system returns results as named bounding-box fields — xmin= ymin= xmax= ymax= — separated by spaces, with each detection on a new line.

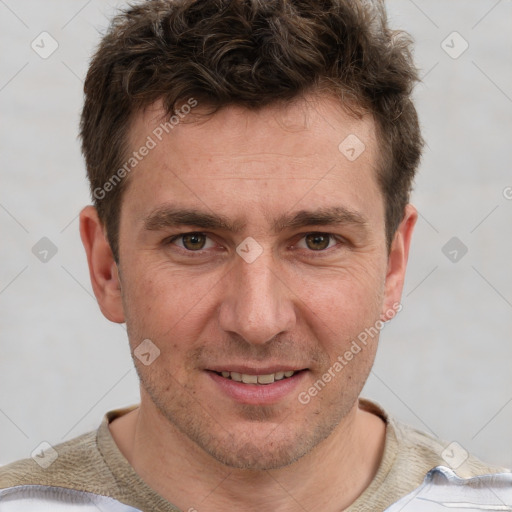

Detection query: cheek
xmin=120 ymin=266 xmax=173 ymax=351
xmin=122 ymin=263 xmax=196 ymax=323
xmin=120 ymin=262 xmax=217 ymax=365
xmin=293 ymin=258 xmax=386 ymax=324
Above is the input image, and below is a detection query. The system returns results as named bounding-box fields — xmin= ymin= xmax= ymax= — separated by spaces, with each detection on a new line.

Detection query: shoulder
xmin=360 ymin=397 xmax=508 ymax=479
xmin=390 ymin=415 xmax=510 ymax=478
xmin=0 ymin=428 xmax=118 ymax=496
xmin=350 ymin=399 xmax=510 ymax=512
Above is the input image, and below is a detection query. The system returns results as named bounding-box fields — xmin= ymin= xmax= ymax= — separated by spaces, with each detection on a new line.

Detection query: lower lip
xmin=207 ymin=371 xmax=307 ymax=405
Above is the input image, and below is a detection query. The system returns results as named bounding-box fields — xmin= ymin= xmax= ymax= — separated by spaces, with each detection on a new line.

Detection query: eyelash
xmin=164 ymin=232 xmax=347 ymax=259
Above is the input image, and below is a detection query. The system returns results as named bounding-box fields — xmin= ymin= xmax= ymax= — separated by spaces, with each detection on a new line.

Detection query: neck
xmin=109 ymin=398 xmax=385 ymax=512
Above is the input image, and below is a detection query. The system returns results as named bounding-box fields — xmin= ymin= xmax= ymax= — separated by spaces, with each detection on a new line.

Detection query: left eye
xmin=296 ymin=233 xmax=339 ymax=251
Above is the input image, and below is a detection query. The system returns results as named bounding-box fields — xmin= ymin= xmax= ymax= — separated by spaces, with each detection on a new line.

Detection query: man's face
xmin=114 ymin=94 xmax=402 ymax=470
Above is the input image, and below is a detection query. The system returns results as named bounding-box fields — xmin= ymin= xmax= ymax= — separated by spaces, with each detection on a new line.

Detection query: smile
xmin=208 ymin=368 xmax=307 ymax=404
xmin=215 ymin=370 xmax=297 ymax=385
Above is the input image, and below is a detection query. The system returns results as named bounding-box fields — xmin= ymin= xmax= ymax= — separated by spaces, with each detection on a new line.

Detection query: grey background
xmin=0 ymin=0 xmax=511 ymax=469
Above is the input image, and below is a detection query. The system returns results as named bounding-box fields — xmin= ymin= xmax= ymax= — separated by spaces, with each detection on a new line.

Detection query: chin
xmin=185 ymin=412 xmax=342 ymax=471
xmin=201 ymin=433 xmax=311 ymax=470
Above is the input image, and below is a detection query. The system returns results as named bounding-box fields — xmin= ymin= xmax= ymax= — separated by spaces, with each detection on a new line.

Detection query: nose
xmin=217 ymin=248 xmax=297 ymax=346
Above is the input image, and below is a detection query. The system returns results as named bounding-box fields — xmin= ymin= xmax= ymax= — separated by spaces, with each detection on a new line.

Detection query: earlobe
xmin=79 ymin=205 xmax=125 ymax=323
xmin=381 ymin=204 xmax=417 ymax=321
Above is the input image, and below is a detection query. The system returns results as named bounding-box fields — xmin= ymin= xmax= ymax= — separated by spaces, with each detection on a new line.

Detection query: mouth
xmin=207 ymin=368 xmax=308 ymax=404
xmin=212 ymin=370 xmax=300 ymax=385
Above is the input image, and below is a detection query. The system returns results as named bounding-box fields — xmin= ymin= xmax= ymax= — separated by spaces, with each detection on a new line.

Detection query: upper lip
xmin=207 ymin=365 xmax=307 ymax=375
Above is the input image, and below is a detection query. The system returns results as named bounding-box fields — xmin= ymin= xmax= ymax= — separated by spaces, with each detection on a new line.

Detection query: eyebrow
xmin=142 ymin=204 xmax=369 ymax=235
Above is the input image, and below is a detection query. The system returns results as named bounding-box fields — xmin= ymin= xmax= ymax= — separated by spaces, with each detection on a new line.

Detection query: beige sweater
xmin=0 ymin=398 xmax=508 ymax=511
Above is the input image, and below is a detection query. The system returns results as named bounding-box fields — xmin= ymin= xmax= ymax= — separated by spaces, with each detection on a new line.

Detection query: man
xmin=0 ymin=0 xmax=509 ymax=511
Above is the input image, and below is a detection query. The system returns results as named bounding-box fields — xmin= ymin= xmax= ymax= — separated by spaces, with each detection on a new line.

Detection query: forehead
xmin=130 ymin=94 xmax=378 ymax=167
xmin=120 ymin=94 xmax=383 ymax=230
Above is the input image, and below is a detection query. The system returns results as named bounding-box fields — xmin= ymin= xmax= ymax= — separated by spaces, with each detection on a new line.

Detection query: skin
xmin=80 ymin=92 xmax=417 ymax=511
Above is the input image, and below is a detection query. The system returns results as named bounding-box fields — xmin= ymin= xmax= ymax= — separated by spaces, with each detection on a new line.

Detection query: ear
xmin=79 ymin=205 xmax=125 ymax=323
xmin=381 ymin=203 xmax=417 ymax=321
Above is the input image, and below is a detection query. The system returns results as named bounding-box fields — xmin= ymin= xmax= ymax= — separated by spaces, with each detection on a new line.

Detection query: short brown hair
xmin=80 ymin=0 xmax=423 ymax=263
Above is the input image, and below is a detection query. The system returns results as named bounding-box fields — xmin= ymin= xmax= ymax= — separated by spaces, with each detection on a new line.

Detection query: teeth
xmin=218 ymin=370 xmax=297 ymax=384
xmin=241 ymin=374 xmax=258 ymax=384
xmin=230 ymin=372 xmax=242 ymax=382
xmin=257 ymin=374 xmax=275 ymax=384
